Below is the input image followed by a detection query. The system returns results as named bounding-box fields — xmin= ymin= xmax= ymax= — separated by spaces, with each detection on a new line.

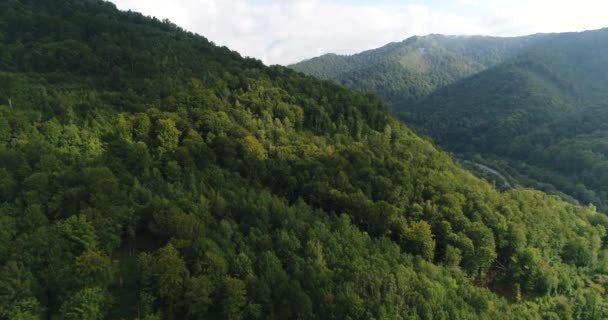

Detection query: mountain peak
xmin=3 ymin=1 xmax=608 ymax=319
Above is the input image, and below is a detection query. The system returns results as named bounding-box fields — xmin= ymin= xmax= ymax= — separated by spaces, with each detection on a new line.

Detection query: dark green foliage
xmin=0 ymin=1 xmax=608 ymax=319
xmin=60 ymin=287 xmax=107 ymax=320
xmin=291 ymin=34 xmax=546 ymax=108
xmin=404 ymin=28 xmax=608 ymax=212
xmin=295 ymin=27 xmax=608 ymax=215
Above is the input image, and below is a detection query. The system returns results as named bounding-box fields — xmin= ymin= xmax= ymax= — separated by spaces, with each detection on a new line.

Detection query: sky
xmin=109 ymin=0 xmax=608 ymax=65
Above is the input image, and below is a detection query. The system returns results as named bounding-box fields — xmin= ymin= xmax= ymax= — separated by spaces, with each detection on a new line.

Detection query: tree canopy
xmin=0 ymin=1 xmax=608 ymax=319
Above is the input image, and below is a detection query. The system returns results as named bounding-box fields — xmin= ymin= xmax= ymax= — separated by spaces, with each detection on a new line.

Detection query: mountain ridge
xmin=404 ymin=27 xmax=608 ymax=210
xmin=292 ymin=27 xmax=608 ymax=211
xmin=290 ymin=32 xmax=550 ymax=107
xmin=1 ymin=1 xmax=608 ymax=319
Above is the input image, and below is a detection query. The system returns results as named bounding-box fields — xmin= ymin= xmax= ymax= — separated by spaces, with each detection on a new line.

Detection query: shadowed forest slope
xmin=1 ymin=1 xmax=608 ymax=319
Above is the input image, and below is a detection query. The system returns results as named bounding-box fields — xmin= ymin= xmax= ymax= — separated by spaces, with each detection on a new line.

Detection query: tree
xmin=242 ymin=135 xmax=266 ymax=160
xmin=0 ymin=169 xmax=16 ymax=202
xmin=60 ymin=287 xmax=107 ymax=320
xmin=185 ymin=276 xmax=214 ymax=318
xmin=0 ymin=261 xmax=39 ymax=318
xmin=155 ymin=244 xmax=189 ymax=312
xmin=4 ymin=298 xmax=43 ymax=319
xmin=0 ymin=214 xmax=16 ymax=262
xmin=62 ymin=215 xmax=98 ymax=252
xmin=403 ymin=220 xmax=436 ymax=261
xmin=221 ymin=276 xmax=247 ymax=320
xmin=132 ymin=113 xmax=151 ymax=141
xmin=512 ymin=247 xmax=542 ymax=293
xmin=444 ymin=245 xmax=462 ymax=267
xmin=74 ymin=250 xmax=114 ymax=288
xmin=156 ymin=118 xmax=180 ymax=152
xmin=562 ymin=239 xmax=593 ymax=267
xmin=0 ymin=117 xmax=9 ymax=142
xmin=466 ymin=222 xmax=497 ymax=276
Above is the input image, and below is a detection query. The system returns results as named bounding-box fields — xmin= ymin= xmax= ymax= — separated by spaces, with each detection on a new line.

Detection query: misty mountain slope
xmin=291 ymin=34 xmax=547 ymax=108
xmin=1 ymin=1 xmax=608 ymax=319
xmin=406 ymin=28 xmax=608 ymax=211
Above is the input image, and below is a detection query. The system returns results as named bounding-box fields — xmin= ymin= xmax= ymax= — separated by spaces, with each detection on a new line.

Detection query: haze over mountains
xmin=2 ymin=1 xmax=608 ymax=319
xmin=291 ymin=33 xmax=548 ymax=107
xmin=292 ymin=28 xmax=608 ymax=211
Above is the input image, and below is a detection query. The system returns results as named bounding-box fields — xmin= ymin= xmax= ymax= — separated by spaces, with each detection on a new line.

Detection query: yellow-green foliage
xmin=0 ymin=1 xmax=607 ymax=319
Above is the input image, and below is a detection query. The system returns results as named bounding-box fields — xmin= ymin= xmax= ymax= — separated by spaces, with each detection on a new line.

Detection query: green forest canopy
xmin=403 ymin=28 xmax=608 ymax=212
xmin=290 ymin=33 xmax=546 ymax=108
xmin=1 ymin=0 xmax=608 ymax=319
xmin=293 ymin=26 xmax=608 ymax=218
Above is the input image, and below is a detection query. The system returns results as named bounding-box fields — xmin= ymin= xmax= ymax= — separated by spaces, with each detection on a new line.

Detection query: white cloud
xmin=478 ymin=0 xmax=608 ymax=35
xmin=109 ymin=0 xmax=608 ymax=65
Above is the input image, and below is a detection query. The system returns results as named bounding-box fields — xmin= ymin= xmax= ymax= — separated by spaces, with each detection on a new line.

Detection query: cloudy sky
xmin=109 ymin=0 xmax=608 ymax=65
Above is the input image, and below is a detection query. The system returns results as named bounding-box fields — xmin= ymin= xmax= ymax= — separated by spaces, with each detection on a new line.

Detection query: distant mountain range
xmin=291 ymin=33 xmax=548 ymax=108
xmin=2 ymin=1 xmax=608 ymax=318
xmin=292 ymin=28 xmax=608 ymax=211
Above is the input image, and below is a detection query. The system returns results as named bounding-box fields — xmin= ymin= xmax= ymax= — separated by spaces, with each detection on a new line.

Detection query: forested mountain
xmin=290 ymin=34 xmax=545 ymax=108
xmin=293 ymin=27 xmax=608 ymax=219
xmin=404 ymin=28 xmax=608 ymax=212
xmin=2 ymin=1 xmax=608 ymax=319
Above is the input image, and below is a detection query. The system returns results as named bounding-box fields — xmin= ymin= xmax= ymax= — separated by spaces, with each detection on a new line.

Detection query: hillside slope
xmin=290 ymin=34 xmax=545 ymax=108
xmin=0 ymin=1 xmax=608 ymax=319
xmin=406 ymin=28 xmax=608 ymax=211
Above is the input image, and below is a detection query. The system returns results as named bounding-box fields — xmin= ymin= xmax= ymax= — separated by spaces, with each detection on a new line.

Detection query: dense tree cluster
xmin=403 ymin=28 xmax=608 ymax=211
xmin=1 ymin=1 xmax=608 ymax=319
xmin=290 ymin=34 xmax=546 ymax=108
xmin=294 ymin=26 xmax=608 ymax=215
